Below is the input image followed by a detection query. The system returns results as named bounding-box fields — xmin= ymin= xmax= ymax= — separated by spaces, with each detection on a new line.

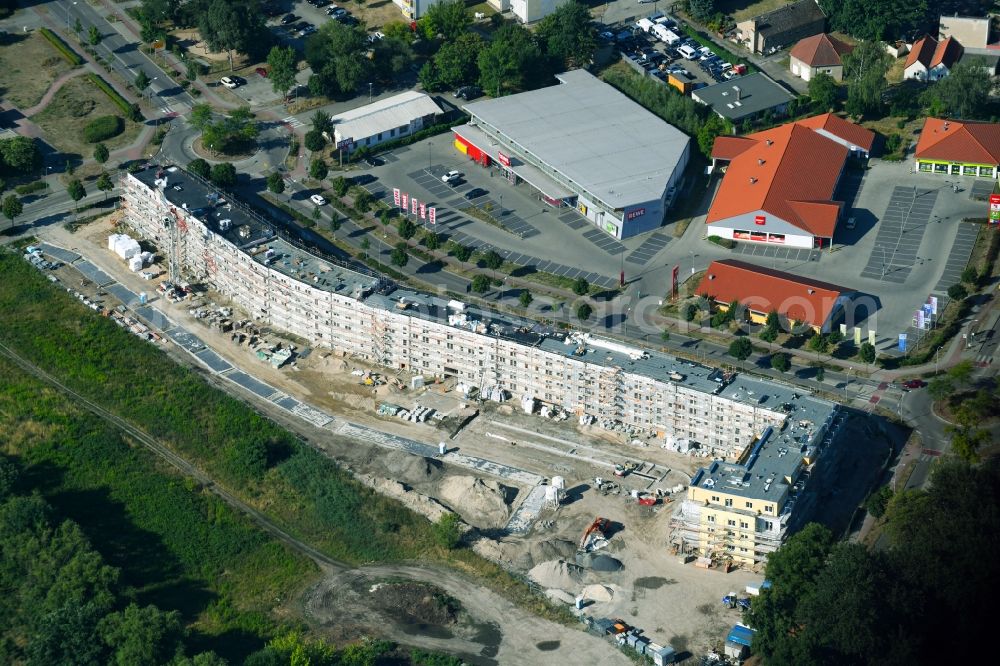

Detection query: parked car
xmin=298 ymin=24 xmax=317 ymax=37
xmin=255 ymin=66 xmax=268 ymax=78
xmin=364 ymin=155 xmax=384 ymax=167
xmin=901 ymin=379 xmax=927 ymax=390
xmin=368 ymin=31 xmax=385 ymax=43
xmin=311 ymin=0 xmax=332 ymax=7
xmin=441 ymin=170 xmax=462 ymax=184
xmin=310 ymin=194 xmax=327 ymax=206
xmin=330 ymin=7 xmax=347 ymax=18
xmin=220 ymin=76 xmax=241 ymax=89
xmin=280 ymin=13 xmax=297 ymax=25
xmin=454 ymin=85 xmax=481 ymax=100
xmin=464 ymin=188 xmax=488 ymax=200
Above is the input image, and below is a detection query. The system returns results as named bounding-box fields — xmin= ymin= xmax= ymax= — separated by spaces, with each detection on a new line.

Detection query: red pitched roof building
xmin=789 ymin=33 xmax=852 ymax=82
xmin=904 ymin=35 xmax=964 ymax=81
xmin=915 ymin=117 xmax=1000 ymax=178
xmin=696 ymin=259 xmax=854 ymax=332
xmin=706 ymin=114 xmax=875 ymax=249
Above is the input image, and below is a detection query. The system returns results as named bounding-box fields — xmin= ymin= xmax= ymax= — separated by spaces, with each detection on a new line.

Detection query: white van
xmin=651 ymin=24 xmax=672 ymax=43
xmin=677 ymin=44 xmax=698 ymax=59
xmin=636 ymin=18 xmax=655 ymax=33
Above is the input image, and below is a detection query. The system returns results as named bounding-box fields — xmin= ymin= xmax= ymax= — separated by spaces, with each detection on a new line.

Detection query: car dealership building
xmin=451 ymin=70 xmax=691 ymax=239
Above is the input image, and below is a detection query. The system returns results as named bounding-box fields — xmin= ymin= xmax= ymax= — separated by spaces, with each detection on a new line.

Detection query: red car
xmin=255 ymin=67 xmax=268 ymax=78
xmin=901 ymin=379 xmax=927 ymax=390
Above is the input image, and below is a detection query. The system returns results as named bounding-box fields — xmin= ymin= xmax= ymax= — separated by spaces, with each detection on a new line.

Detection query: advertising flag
xmin=411 ymin=197 xmax=418 ymax=215
xmin=898 ymin=334 xmax=907 ymax=352
xmin=915 ymin=309 xmax=925 ymax=329
xmin=429 ymin=207 xmax=436 ymax=225
xmin=419 ymin=202 xmax=426 ymax=220
xmin=392 ymin=188 xmax=400 ymax=207
xmin=854 ymin=326 xmax=862 ymax=345
xmin=928 ymin=296 xmax=938 ymax=315
xmin=671 ymin=265 xmax=679 ymax=297
xmin=868 ymin=330 xmax=876 ymax=346
xmin=401 ymin=192 xmax=408 ymax=210
xmin=839 ymin=323 xmax=847 ymax=337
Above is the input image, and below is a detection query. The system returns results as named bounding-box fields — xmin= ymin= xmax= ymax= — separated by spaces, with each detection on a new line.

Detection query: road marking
xmin=283 ymin=116 xmax=304 ymax=128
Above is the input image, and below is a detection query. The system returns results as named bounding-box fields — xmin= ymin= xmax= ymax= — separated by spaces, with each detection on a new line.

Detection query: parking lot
xmin=602 ymin=12 xmax=747 ymax=90
xmin=860 ymin=187 xmax=939 ymax=284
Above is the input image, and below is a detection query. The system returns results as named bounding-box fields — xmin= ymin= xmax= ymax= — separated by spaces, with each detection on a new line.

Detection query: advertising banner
xmin=915 ymin=309 xmax=925 ymax=329
xmin=990 ymin=193 xmax=1000 ymax=224
xmin=671 ymin=265 xmax=679 ymax=297
xmin=393 ymin=188 xmax=400 ymax=207
xmin=898 ymin=334 xmax=907 ymax=352
xmin=854 ymin=327 xmax=862 ymax=345
xmin=411 ymin=197 xmax=418 ymax=215
xmin=428 ymin=207 xmax=436 ymax=225
xmin=868 ymin=330 xmax=876 ymax=346
xmin=754 ymin=215 xmax=766 ymax=225
xmin=401 ymin=192 xmax=408 ymax=210
xmin=497 ymin=151 xmax=511 ymax=167
xmin=928 ymin=296 xmax=938 ymax=315
xmin=419 ymin=202 xmax=426 ymax=220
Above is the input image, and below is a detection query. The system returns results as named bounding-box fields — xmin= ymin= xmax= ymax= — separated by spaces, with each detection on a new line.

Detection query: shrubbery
xmin=83 ymin=115 xmax=124 ymax=143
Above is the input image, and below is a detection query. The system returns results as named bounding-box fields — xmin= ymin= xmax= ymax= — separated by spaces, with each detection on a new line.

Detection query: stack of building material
xmin=110 ymin=234 xmax=141 ymax=260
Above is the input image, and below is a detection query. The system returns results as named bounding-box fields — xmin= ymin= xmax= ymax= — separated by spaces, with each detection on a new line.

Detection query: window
xmin=711 ymin=495 xmax=719 ymax=502
xmin=707 ymin=515 xmax=716 ymax=523
xmin=980 ymin=166 xmax=995 ymax=177
xmin=740 ymin=521 xmax=749 ymax=529
xmin=764 ymin=521 xmax=773 ymax=530
xmin=765 ymin=505 xmax=773 ymax=513
xmin=918 ymin=161 xmax=932 ymax=172
xmin=727 ymin=519 xmax=736 ymax=527
xmin=745 ymin=501 xmax=753 ymax=509
xmin=724 ymin=498 xmax=733 ymax=507
xmin=933 ymin=162 xmax=948 ymax=173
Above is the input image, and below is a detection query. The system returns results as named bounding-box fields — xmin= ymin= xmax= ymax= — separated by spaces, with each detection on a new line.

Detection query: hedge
xmin=83 ymin=115 xmax=124 ymax=143
xmin=14 ymin=181 xmax=49 ymax=196
xmin=38 ymin=28 xmax=83 ymax=67
xmin=86 ymin=73 xmax=143 ymax=122
xmin=707 ymin=235 xmax=736 ymax=249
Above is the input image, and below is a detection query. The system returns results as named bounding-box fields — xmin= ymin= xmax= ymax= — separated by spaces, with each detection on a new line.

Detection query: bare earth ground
xmin=0 ymin=31 xmax=76 ymax=110
xmin=44 ymin=217 xmax=765 ymax=657
xmin=31 ymin=77 xmax=143 ymax=159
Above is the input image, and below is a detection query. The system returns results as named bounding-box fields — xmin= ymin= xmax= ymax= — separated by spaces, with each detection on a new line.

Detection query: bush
xmin=576 ymin=303 xmax=593 ymax=321
xmin=187 ymin=158 xmax=211 ymax=179
xmin=39 ymin=27 xmax=83 ymax=66
xmin=304 ymin=129 xmax=326 ymax=152
xmin=707 ymin=235 xmax=737 ymax=249
xmin=471 ymin=274 xmax=490 ymax=293
xmin=432 ymin=513 xmax=462 ymax=549
xmin=86 ymin=74 xmax=142 ymax=121
xmin=14 ymin=181 xmax=48 ymax=196
xmin=210 ymin=162 xmax=237 ymax=188
xmin=683 ymin=303 xmax=698 ymax=322
xmin=770 ymin=352 xmax=790 ymax=372
xmin=572 ymin=277 xmax=589 ymax=295
xmin=947 ymin=283 xmax=969 ymax=301
xmin=331 ymin=176 xmax=349 ymax=197
xmin=82 ymin=115 xmax=124 ymax=143
xmin=961 ymin=266 xmax=978 ymax=284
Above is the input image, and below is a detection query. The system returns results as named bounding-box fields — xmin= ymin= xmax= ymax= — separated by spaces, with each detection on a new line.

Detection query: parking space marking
xmin=863 ymin=186 xmax=938 ymax=282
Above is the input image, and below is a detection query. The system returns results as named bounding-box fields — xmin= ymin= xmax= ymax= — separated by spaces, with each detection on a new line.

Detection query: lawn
xmin=31 ymin=76 xmax=143 ymax=161
xmin=716 ymin=0 xmax=792 ymax=22
xmin=0 ymin=31 xmax=77 ymax=110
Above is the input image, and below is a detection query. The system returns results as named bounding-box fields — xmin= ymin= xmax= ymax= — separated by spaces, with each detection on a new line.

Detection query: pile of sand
xmin=581 ymin=584 xmax=614 ymax=603
xmin=528 ymin=559 xmax=584 ymax=591
xmin=576 ymin=552 xmax=624 ymax=572
xmin=383 ymin=450 xmax=443 ymax=485
xmin=438 ymin=475 xmax=511 ymax=528
xmin=360 ymin=474 xmax=454 ymax=524
xmin=512 ymin=538 xmax=578 ymax=570
xmin=545 ymin=589 xmax=577 ymax=605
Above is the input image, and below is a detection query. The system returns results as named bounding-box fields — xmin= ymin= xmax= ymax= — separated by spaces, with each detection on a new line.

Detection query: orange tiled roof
xmin=931 ymin=36 xmax=963 ymax=68
xmin=905 ymin=35 xmax=938 ymax=69
xmin=915 ymin=117 xmax=1000 ymax=164
xmin=696 ymin=259 xmax=850 ymax=328
xmin=711 ymin=136 xmax=758 ymax=161
xmin=789 ymin=33 xmax=852 ymax=67
xmin=794 ymin=113 xmax=876 ymax=151
xmin=707 ymin=120 xmax=851 ymax=237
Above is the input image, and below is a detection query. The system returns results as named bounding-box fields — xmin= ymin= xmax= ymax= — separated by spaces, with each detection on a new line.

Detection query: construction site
xmin=59 ymin=163 xmax=895 ymax=659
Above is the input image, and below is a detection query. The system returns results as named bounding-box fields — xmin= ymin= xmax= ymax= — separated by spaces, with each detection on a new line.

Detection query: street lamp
xmin=498 ymin=193 xmax=503 ymax=219
xmin=368 ymin=82 xmax=373 ymax=103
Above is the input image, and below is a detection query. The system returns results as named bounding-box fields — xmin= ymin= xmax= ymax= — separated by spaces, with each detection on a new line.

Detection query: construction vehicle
xmin=580 ymin=517 xmax=611 ymax=552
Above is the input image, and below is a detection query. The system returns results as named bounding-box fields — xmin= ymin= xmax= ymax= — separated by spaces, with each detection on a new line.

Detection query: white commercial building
xmin=120 ymin=164 xmax=835 ymax=461
xmin=454 ymin=70 xmax=690 ymax=239
xmin=332 ymin=91 xmax=442 ymax=153
xmin=510 ymin=0 xmax=569 ymax=23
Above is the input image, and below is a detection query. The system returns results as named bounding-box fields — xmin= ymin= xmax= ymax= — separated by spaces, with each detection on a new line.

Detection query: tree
xmin=266 ymin=45 xmax=297 ymax=98
xmin=187 ymin=158 xmax=211 ymax=179
xmin=308 ymin=157 xmax=328 ymax=181
xmin=961 ymin=266 xmax=979 ymax=285
xmin=519 ymin=290 xmax=533 ymax=308
xmin=452 ymin=244 xmax=472 ymax=262
xmin=224 ymin=438 xmax=267 ymax=481
xmin=96 ymin=172 xmax=114 ymax=201
xmin=859 ymin=341 xmax=876 ymax=365
xmin=420 ymin=0 xmax=470 ymax=40
xmin=922 ymin=62 xmax=994 ymax=120
xmin=696 ymin=113 xmax=732 ymax=158
xmin=310 ymin=110 xmax=332 ymax=135
xmin=2 ymin=193 xmax=22 ymax=224
xmin=482 ymin=249 xmax=503 ymax=270
xmin=687 ymin=0 xmax=717 ymax=22
xmin=808 ymin=71 xmax=838 ymax=111
xmin=431 ymin=512 xmax=463 ymax=549
xmin=74 ymin=17 xmax=83 ymax=35
xmin=66 ymin=179 xmax=86 ymax=203
xmin=422 ymin=231 xmax=441 ymax=250
xmin=305 ymin=20 xmax=373 ymax=97
xmin=303 ymin=129 xmax=326 ymax=152
xmin=728 ymin=336 xmax=753 ymax=362
xmin=947 ymin=283 xmax=969 ymax=301
xmin=815 ymin=366 xmax=825 ymax=382
xmin=197 ymin=0 xmax=268 ymax=72
xmin=927 ymin=376 xmax=954 ymax=401
xmin=471 ymin=273 xmax=491 ymax=293
xmin=430 ymin=33 xmax=484 ymax=89
xmin=266 ymin=172 xmax=285 ymax=194
xmin=478 ymin=24 xmax=547 ymax=97
xmin=866 ymin=485 xmax=893 ymax=519
xmin=185 ymin=60 xmax=201 ymax=82
xmin=93 ymin=143 xmax=109 ymax=165
xmin=572 ymin=276 xmax=589 ymax=295
xmin=536 ymin=1 xmax=597 ymax=69
xmin=372 ymin=35 xmax=414 ymax=83
xmin=390 ymin=243 xmax=409 ymax=267
xmin=684 ymin=303 xmax=698 ymax=322
xmin=353 ymin=190 xmax=373 ymax=212
xmin=135 ymin=70 xmax=150 ymax=92
xmin=331 ymin=176 xmax=350 ymax=197
xmin=843 ymin=41 xmax=892 ymax=117
xmin=201 ymin=106 xmax=258 ymax=155
xmin=819 ymin=0 xmax=927 ymax=41
xmin=88 ymin=25 xmax=102 ymax=46
xmin=209 ymin=162 xmax=237 ymax=188
xmin=0 ymin=136 xmax=41 ymax=174
xmin=397 ymin=217 xmax=416 ymax=240
xmin=770 ymin=352 xmax=790 ymax=372
xmin=576 ymin=302 xmax=593 ymax=321
xmin=807 ymin=333 xmax=830 ymax=354
xmin=947 ymin=359 xmax=974 ymax=386
xmin=99 ymin=603 xmax=185 ymax=666
xmin=27 ymin=600 xmax=108 ymax=666
xmin=189 ymin=103 xmax=213 ymax=132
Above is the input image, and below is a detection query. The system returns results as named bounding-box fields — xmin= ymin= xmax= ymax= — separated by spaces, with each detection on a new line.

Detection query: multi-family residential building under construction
xmin=120 ymin=165 xmax=843 ymax=566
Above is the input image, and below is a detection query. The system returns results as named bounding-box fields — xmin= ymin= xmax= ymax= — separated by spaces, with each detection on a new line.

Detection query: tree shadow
xmin=186 ymin=627 xmax=267 ymax=665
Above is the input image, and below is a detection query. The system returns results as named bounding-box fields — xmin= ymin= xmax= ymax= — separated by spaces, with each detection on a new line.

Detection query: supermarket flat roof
xmin=463 ymin=69 xmax=690 ymax=208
